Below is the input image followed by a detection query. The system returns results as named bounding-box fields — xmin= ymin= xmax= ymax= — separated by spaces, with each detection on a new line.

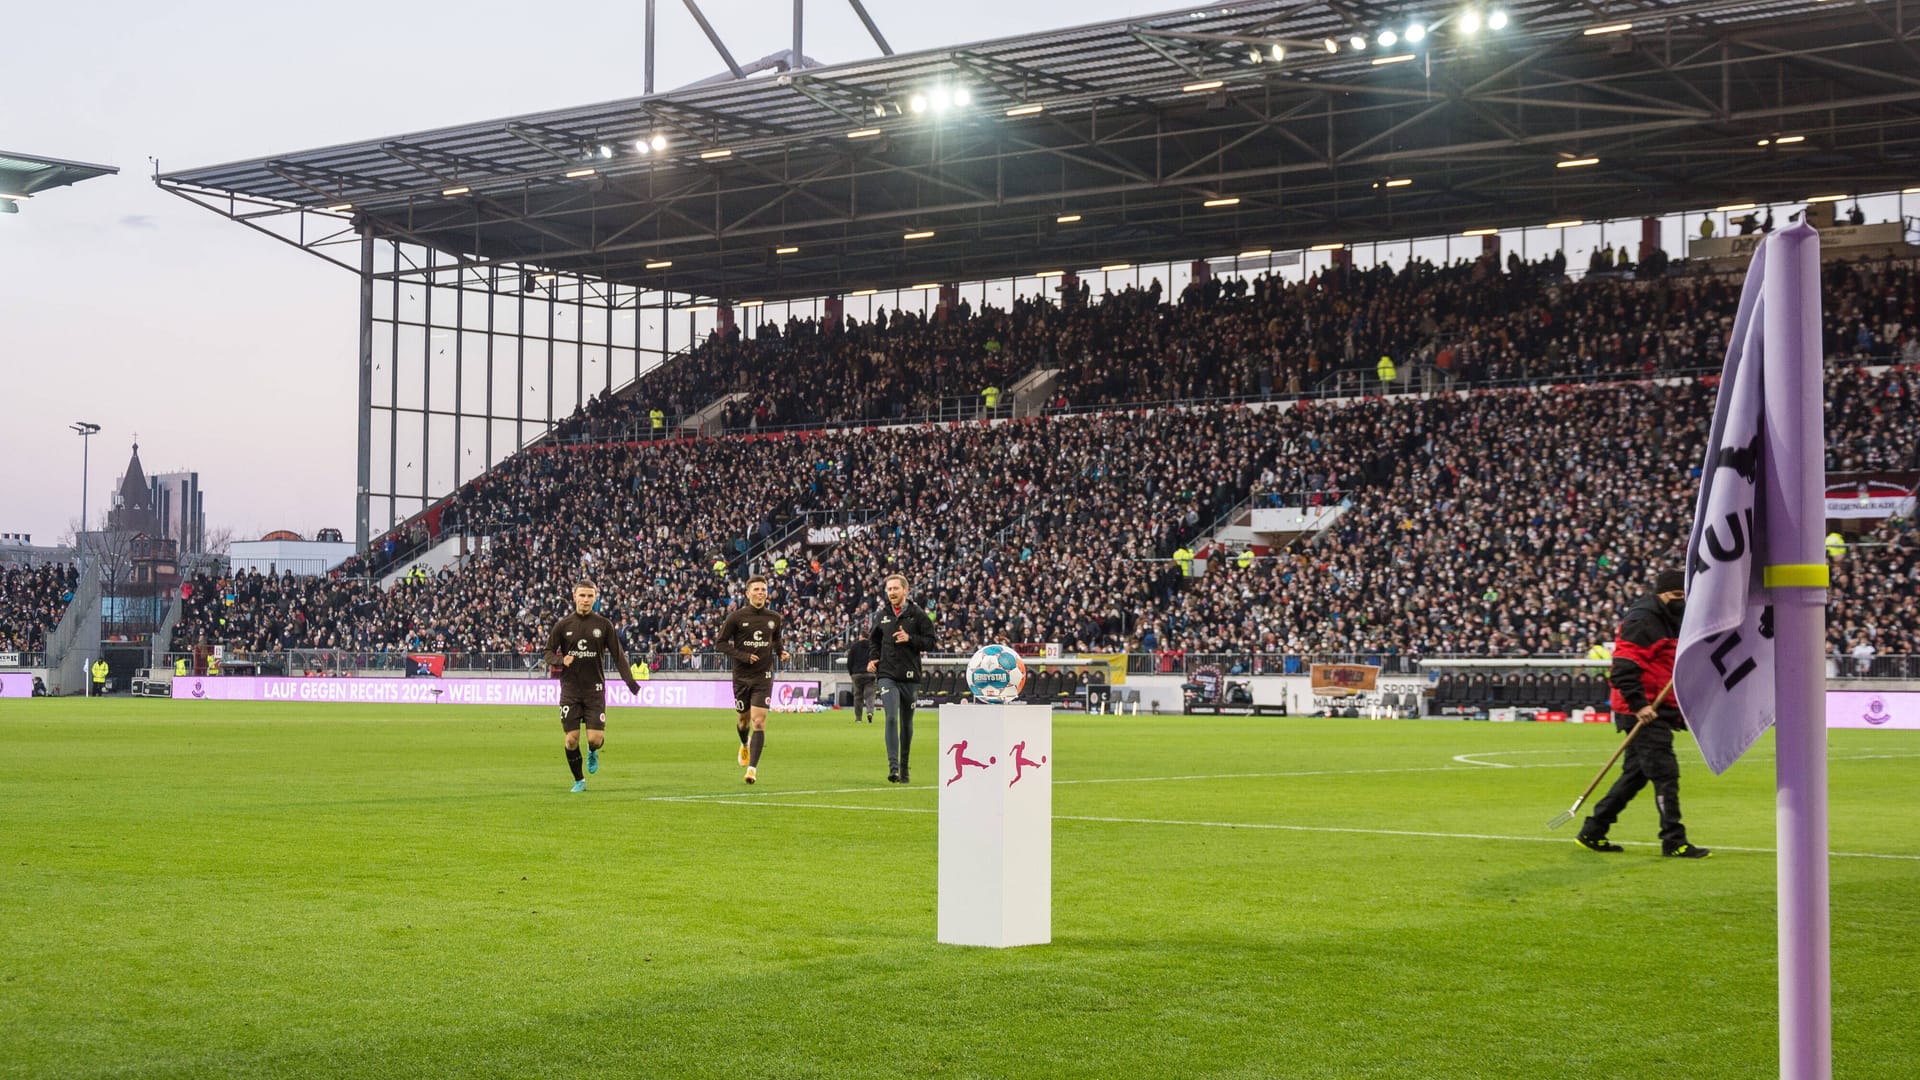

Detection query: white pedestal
xmin=936 ymin=702 xmax=1052 ymax=947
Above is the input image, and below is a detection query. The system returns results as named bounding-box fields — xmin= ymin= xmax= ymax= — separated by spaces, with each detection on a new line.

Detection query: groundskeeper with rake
xmin=1567 ymin=569 xmax=1713 ymax=858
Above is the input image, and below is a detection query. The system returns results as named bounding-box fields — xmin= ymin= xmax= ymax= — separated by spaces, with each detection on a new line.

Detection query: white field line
xmin=658 ymin=750 xmax=1920 ymax=802
xmin=656 ymin=763 xmax=1583 ymax=803
xmin=656 ymin=797 xmax=1920 ymax=862
xmin=646 ymin=752 xmax=1920 ymax=862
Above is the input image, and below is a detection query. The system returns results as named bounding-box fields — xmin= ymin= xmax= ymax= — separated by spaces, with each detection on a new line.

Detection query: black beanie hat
xmin=1655 ymin=569 xmax=1686 ymax=594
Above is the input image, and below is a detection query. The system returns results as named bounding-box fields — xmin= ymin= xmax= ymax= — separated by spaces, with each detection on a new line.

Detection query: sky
xmin=1 ymin=0 xmax=1169 ymax=547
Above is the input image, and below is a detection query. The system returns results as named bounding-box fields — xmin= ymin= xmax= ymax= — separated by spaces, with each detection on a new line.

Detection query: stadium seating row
xmin=912 ymin=666 xmax=1104 ymax=709
xmin=1428 ymin=671 xmax=1614 ymax=713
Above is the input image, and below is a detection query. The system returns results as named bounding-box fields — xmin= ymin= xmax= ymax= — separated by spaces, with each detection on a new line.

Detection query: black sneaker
xmin=898 ymin=768 xmax=910 ymax=785
xmin=1575 ymin=834 xmax=1624 ymax=853
xmin=1664 ymin=843 xmax=1713 ymax=859
xmin=887 ymin=769 xmax=900 ymax=784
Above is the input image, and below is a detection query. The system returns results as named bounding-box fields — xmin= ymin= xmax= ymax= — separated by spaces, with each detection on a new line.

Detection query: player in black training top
xmin=714 ymin=575 xmax=787 ymax=784
xmin=545 ymin=581 xmax=641 ymax=792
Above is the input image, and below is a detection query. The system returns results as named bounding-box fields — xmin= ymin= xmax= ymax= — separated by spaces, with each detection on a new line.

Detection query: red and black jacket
xmin=1608 ymin=592 xmax=1684 ymax=727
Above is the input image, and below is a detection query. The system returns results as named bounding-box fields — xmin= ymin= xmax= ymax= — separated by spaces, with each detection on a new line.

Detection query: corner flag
xmin=1671 ymin=244 xmax=1776 ymax=774
xmin=1672 ymin=222 xmax=1831 ymax=1079
xmin=1673 ymin=223 xmax=1828 ymax=774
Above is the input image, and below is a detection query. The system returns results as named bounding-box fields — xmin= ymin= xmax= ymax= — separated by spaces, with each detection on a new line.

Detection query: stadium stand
xmin=172 ymin=257 xmax=1920 ymax=672
xmin=0 ymin=563 xmax=80 ymax=653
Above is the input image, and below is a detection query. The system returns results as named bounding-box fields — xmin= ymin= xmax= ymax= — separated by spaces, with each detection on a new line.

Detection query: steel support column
xmin=355 ymin=226 xmax=375 ymax=552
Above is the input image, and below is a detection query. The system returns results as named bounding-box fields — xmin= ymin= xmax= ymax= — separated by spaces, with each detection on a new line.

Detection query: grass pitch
xmin=2 ymin=699 xmax=1916 ymax=1079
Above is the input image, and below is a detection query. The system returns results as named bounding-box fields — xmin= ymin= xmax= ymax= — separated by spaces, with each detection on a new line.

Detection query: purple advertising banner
xmin=1826 ymin=690 xmax=1920 ymax=730
xmin=169 ymin=676 xmax=820 ymax=709
xmin=1 ymin=673 xmax=35 ymax=698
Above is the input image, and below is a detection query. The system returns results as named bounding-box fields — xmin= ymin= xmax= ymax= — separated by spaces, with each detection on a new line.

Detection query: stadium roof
xmin=158 ymin=0 xmax=1920 ymax=300
xmin=0 ymin=151 xmax=117 ymax=210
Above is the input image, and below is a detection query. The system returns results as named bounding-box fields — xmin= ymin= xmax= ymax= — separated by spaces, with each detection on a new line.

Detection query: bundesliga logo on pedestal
xmin=966 ymin=644 xmax=1027 ymax=703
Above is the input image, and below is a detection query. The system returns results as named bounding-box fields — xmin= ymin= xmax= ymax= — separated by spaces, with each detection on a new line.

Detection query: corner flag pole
xmin=1761 ymin=225 xmax=1830 ymax=1079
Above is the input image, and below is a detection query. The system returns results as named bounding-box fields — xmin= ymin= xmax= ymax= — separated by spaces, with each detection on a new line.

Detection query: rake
xmin=1546 ymin=680 xmax=1674 ymax=830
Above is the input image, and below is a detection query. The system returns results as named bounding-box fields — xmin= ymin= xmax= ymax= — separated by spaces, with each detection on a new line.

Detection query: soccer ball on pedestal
xmin=966 ymin=644 xmax=1027 ymax=704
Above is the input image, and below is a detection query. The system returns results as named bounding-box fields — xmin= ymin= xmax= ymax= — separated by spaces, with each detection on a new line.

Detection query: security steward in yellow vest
xmin=1586 ymin=642 xmax=1611 ymax=676
xmin=174 ymin=657 xmax=188 ymax=677
xmin=91 ymin=659 xmax=109 ymax=696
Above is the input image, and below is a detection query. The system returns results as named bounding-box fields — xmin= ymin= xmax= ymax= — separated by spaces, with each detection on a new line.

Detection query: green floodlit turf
xmin=2 ymin=700 xmax=1917 ymax=1079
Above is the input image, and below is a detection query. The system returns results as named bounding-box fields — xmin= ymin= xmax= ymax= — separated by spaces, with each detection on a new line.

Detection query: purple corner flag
xmin=1673 ymin=223 xmax=1831 ymax=1079
xmin=1672 ymin=239 xmax=1775 ymax=774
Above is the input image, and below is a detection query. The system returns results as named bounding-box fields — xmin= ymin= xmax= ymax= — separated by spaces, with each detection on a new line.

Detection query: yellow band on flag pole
xmin=1763 ymin=564 xmax=1830 ymax=588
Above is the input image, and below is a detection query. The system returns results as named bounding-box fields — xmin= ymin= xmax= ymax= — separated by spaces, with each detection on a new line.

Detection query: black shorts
xmin=560 ymin=696 xmax=608 ymax=732
xmin=733 ymin=676 xmax=773 ymax=712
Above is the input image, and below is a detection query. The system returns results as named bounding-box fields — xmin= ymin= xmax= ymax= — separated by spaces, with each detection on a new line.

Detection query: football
xmin=965 ymin=643 xmax=1027 ymax=703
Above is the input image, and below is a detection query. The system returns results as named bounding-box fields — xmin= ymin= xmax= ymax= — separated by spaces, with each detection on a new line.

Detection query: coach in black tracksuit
xmin=868 ymin=572 xmax=937 ymax=783
xmin=1579 ymin=569 xmax=1711 ymax=858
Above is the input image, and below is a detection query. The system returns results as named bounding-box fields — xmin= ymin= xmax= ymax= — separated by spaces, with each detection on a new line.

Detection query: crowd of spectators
xmin=536 ymin=257 xmax=1919 ymax=446
xmin=174 ymin=357 xmax=1920 ymax=669
xmin=333 ymin=519 xmax=435 ymax=582
xmin=1190 ymin=364 xmax=1920 ymax=665
xmin=177 ymin=408 xmax=1226 ymax=660
xmin=549 ymin=298 xmax=1041 ymax=441
xmin=1830 ymin=512 xmax=1920 ymax=670
xmin=1167 ymin=381 xmax=1715 ymax=662
xmin=0 ymin=562 xmax=79 ymax=653
xmin=172 ymin=250 xmax=1920 ymax=669
xmin=1826 ymin=259 xmax=1920 ymax=366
